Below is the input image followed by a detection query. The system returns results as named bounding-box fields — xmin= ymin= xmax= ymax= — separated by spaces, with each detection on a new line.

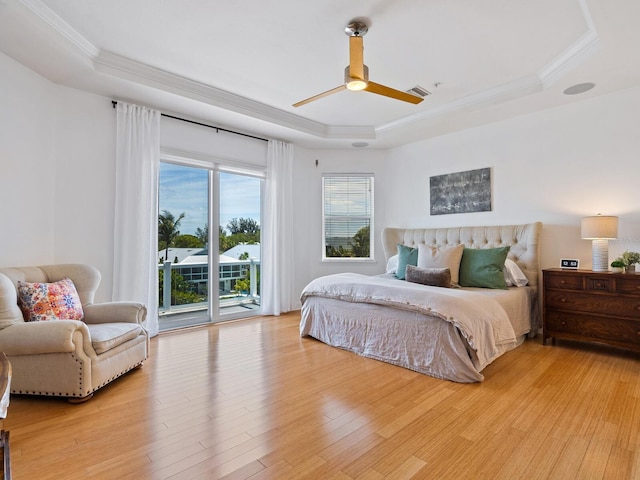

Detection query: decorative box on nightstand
xmin=543 ymin=268 xmax=640 ymax=352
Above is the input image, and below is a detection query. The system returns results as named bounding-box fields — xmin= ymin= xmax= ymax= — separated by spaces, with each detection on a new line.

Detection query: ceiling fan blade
xmin=364 ymin=81 xmax=424 ymax=104
xmin=293 ymin=85 xmax=346 ymax=107
xmin=349 ymin=35 xmax=364 ymax=80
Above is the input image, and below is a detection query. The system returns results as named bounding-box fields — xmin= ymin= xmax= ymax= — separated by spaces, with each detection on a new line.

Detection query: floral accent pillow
xmin=17 ymin=278 xmax=84 ymax=322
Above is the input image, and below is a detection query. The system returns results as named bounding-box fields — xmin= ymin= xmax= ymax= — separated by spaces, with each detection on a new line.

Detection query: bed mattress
xmin=300 ymin=274 xmax=535 ymax=382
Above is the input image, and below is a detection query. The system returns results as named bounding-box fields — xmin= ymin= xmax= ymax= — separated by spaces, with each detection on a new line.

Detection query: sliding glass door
xmin=217 ymin=171 xmax=262 ymax=319
xmin=158 ymin=162 xmax=262 ymax=330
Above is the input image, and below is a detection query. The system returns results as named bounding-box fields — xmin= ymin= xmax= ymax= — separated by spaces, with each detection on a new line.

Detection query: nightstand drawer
xmin=545 ymin=290 xmax=640 ymax=318
xmin=585 ymin=277 xmax=613 ymax=292
xmin=615 ymin=277 xmax=640 ymax=295
xmin=545 ymin=311 xmax=640 ymax=345
xmin=544 ymin=274 xmax=583 ymax=290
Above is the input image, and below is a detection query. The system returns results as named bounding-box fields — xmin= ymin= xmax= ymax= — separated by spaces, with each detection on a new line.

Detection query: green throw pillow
xmin=396 ymin=244 xmax=418 ymax=280
xmin=459 ymin=246 xmax=510 ymax=289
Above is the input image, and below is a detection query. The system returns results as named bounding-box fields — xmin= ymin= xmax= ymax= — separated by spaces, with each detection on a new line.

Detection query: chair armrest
xmin=83 ymin=302 xmax=147 ymax=325
xmin=0 ymin=321 xmax=94 ymax=356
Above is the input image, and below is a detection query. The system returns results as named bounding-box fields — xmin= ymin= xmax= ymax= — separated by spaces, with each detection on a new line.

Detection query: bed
xmin=300 ymin=222 xmax=542 ymax=382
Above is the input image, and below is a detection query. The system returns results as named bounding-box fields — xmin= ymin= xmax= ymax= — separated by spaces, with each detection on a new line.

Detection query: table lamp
xmin=581 ymin=214 xmax=618 ymax=272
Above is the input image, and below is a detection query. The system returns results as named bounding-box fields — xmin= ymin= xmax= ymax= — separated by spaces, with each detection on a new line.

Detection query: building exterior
xmin=159 ymin=245 xmax=260 ymax=295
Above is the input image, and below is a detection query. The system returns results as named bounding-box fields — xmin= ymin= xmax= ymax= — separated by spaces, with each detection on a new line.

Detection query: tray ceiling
xmin=1 ymin=0 xmax=639 ymax=148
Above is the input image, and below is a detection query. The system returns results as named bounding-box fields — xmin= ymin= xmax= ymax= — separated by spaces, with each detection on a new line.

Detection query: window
xmin=323 ymin=174 xmax=374 ymax=260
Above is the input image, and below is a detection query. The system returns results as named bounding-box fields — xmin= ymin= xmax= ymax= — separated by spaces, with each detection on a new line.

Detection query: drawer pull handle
xmin=560 ymin=298 xmax=566 ymax=303
xmin=560 ymin=280 xmax=566 ymax=284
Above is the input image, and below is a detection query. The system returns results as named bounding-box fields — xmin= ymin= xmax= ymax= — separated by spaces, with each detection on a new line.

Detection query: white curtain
xmin=261 ymin=140 xmax=294 ymax=315
xmin=113 ymin=102 xmax=161 ymax=337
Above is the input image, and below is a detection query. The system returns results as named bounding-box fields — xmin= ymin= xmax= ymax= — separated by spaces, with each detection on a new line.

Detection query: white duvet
xmin=300 ymin=273 xmax=521 ymax=381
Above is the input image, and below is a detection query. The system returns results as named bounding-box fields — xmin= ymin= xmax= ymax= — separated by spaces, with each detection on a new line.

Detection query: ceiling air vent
xmin=405 ymin=85 xmax=431 ymax=98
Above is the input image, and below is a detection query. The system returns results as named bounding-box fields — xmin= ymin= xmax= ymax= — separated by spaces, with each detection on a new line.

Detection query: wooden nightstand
xmin=543 ymin=268 xmax=640 ymax=352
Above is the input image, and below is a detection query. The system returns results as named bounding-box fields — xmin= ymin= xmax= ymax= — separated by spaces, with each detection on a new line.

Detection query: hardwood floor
xmin=5 ymin=311 xmax=640 ymax=479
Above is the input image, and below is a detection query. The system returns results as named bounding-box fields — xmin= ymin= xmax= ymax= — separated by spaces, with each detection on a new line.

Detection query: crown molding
xmin=376 ymin=75 xmax=544 ymax=136
xmin=19 ymin=0 xmax=99 ymax=58
xmin=538 ymin=0 xmax=600 ymax=88
xmin=95 ymin=51 xmax=377 ymax=141
xmin=15 ymin=0 xmax=600 ymax=145
xmin=17 ymin=0 xmax=374 ymax=141
xmin=538 ymin=29 xmax=600 ymax=89
xmin=325 ymin=125 xmax=376 ymax=139
xmin=377 ymin=1 xmax=599 ymax=138
xmin=94 ymin=51 xmax=338 ymax=138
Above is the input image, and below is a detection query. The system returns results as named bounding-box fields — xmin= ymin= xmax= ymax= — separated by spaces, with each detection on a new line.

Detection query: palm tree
xmin=158 ymin=210 xmax=185 ymax=262
xmin=194 ymin=224 xmax=208 ymax=245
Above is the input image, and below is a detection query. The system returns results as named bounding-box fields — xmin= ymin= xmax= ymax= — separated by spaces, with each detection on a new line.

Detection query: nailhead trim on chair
xmin=93 ymin=360 xmax=146 ymax=390
xmin=75 ymin=353 xmax=84 ymax=396
xmin=13 ymin=352 xmax=86 ymax=397
xmin=11 ymin=339 xmax=149 ymax=399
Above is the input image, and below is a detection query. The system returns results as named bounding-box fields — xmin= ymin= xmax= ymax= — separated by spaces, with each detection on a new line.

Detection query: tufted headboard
xmin=382 ymin=222 xmax=543 ymax=288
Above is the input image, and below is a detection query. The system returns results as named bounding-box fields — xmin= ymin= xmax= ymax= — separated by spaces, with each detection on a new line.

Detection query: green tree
xmin=227 ymin=217 xmax=260 ymax=235
xmin=223 ymin=218 xmax=260 ymax=253
xmin=174 ymin=234 xmax=203 ymax=248
xmin=227 ymin=233 xmax=259 ymax=247
xmin=194 ymin=224 xmax=208 ymax=245
xmin=158 ymin=269 xmax=206 ymax=307
xmin=219 ymin=225 xmax=231 ymax=253
xmin=158 ymin=210 xmax=185 ymax=262
xmin=326 ymin=245 xmax=354 ymax=258
xmin=350 ymin=225 xmax=370 ymax=257
xmin=234 ymin=277 xmax=249 ymax=294
xmin=234 ymin=263 xmax=260 ymax=296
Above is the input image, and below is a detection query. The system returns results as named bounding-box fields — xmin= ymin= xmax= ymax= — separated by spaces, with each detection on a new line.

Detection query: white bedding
xmin=300 ymin=222 xmax=542 ymax=382
xmin=300 ymin=273 xmax=536 ymax=382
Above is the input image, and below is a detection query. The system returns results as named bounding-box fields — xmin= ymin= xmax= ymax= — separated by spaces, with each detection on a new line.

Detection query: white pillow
xmin=386 ymin=254 xmax=399 ymax=274
xmin=417 ymin=244 xmax=464 ymax=286
xmin=503 ymin=259 xmax=529 ymax=287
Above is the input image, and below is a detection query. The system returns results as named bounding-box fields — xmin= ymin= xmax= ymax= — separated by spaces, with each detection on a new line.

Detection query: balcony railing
xmin=158 ymin=259 xmax=260 ymax=319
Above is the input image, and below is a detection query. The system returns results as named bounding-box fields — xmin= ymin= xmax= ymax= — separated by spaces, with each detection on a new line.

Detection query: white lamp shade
xmin=581 ymin=215 xmax=618 ymax=239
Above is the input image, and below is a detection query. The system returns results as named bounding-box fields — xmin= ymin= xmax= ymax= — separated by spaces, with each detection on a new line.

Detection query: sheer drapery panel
xmin=114 ymin=102 xmax=160 ymax=336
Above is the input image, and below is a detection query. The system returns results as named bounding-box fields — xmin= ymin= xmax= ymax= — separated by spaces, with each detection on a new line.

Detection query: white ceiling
xmin=1 ymin=0 xmax=639 ymax=149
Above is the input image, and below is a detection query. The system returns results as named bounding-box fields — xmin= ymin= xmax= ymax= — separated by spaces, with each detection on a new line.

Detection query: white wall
xmin=382 ymin=86 xmax=640 ymax=272
xmin=0 ymin=52 xmax=118 ymax=302
xmin=5 ymin=47 xmax=640 ymax=310
xmin=161 ymin=116 xmax=267 ymax=167
xmin=53 ymin=87 xmax=117 ymax=300
xmin=0 ymin=54 xmax=268 ymax=304
xmin=291 ymin=146 xmax=388 ymax=306
xmin=290 ymin=86 xmax=640 ymax=304
xmin=0 ymin=52 xmax=56 ymax=266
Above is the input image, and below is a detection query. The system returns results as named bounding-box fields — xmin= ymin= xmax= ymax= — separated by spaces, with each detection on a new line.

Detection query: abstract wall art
xmin=430 ymin=167 xmax=492 ymax=215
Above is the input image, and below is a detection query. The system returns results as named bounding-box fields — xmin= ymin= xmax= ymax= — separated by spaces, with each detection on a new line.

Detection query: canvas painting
xmin=430 ymin=167 xmax=492 ymax=215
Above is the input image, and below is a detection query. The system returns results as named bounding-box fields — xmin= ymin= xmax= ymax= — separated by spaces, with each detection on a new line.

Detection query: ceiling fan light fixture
xmin=344 ymin=64 xmax=369 ymax=91
xmin=346 ymin=79 xmax=367 ymax=91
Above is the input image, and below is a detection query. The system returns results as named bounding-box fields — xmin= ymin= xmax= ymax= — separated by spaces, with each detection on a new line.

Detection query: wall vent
xmin=405 ymin=85 xmax=431 ymax=98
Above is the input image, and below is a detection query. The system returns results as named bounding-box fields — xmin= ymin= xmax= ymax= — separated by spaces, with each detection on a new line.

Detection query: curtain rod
xmin=111 ymin=100 xmax=268 ymax=142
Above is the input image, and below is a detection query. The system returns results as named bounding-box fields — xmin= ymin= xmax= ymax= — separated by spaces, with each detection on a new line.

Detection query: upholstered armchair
xmin=0 ymin=264 xmax=149 ymax=402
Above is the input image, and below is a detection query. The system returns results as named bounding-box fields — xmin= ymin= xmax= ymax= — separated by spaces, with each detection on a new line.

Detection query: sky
xmin=159 ymin=163 xmax=261 ymax=236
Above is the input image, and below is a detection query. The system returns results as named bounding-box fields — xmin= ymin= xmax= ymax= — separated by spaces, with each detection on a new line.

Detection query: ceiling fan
xmin=293 ymin=20 xmax=424 ymax=108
